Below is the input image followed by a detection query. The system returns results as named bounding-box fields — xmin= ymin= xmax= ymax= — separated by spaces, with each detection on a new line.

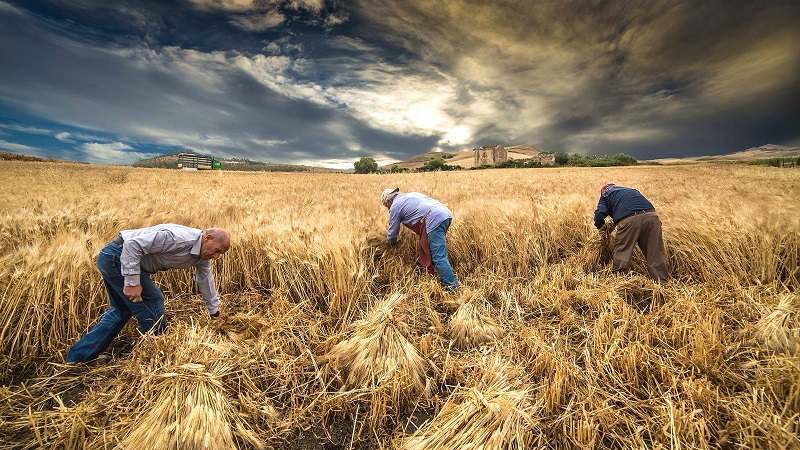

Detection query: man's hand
xmin=123 ymin=285 xmax=143 ymax=303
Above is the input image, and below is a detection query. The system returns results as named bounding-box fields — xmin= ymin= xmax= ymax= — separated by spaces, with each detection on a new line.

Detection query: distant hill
xmin=647 ymin=144 xmax=800 ymax=164
xmin=405 ymin=150 xmax=458 ymax=163
xmin=133 ymin=152 xmax=342 ymax=173
xmin=131 ymin=152 xmax=181 ymax=169
xmin=381 ymin=150 xmax=457 ymax=170
xmin=695 ymin=145 xmax=800 ymax=161
xmin=0 ymin=150 xmax=62 ymax=163
xmin=382 ymin=144 xmax=546 ymax=170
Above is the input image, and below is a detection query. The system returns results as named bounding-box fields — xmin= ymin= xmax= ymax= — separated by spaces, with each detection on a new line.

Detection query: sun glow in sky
xmin=0 ymin=1 xmax=798 ymax=166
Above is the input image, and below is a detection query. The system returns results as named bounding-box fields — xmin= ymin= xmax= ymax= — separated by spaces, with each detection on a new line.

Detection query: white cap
xmin=381 ymin=188 xmax=399 ymax=205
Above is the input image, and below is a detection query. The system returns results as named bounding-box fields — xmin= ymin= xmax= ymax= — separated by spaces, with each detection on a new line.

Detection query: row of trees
xmin=354 ymin=157 xmax=463 ymax=174
xmin=480 ymin=152 xmax=638 ymax=169
xmin=552 ymin=152 xmax=638 ymax=167
xmin=752 ymin=156 xmax=800 ymax=168
xmin=354 ymin=153 xmax=640 ymax=173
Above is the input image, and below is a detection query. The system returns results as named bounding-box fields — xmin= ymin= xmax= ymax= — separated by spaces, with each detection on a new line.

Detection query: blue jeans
xmin=428 ymin=219 xmax=458 ymax=288
xmin=66 ymin=241 xmax=166 ymax=363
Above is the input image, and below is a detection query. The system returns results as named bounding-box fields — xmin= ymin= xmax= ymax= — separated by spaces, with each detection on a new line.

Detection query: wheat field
xmin=1 ymin=161 xmax=798 ymax=449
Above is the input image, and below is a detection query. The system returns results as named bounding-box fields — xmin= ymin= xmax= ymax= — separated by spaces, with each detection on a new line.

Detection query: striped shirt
xmin=594 ymin=186 xmax=655 ymax=228
xmin=118 ymin=224 xmax=220 ymax=314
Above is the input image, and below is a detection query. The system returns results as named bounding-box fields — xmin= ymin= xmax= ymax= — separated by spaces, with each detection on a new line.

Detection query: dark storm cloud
xmin=351 ymin=0 xmax=800 ymax=157
xmin=1 ymin=0 xmax=799 ymax=166
xmin=0 ymin=1 xmax=437 ymax=165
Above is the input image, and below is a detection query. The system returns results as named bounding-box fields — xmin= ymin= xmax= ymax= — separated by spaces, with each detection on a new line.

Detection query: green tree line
xmin=353 ymin=152 xmax=641 ymax=173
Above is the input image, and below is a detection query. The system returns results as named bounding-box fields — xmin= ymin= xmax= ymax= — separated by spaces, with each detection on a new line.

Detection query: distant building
xmin=473 ymin=145 xmax=507 ymax=166
xmin=537 ymin=153 xmax=556 ymax=166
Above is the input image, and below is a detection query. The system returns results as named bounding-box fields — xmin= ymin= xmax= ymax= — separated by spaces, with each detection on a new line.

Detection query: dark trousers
xmin=66 ymin=241 xmax=166 ymax=362
xmin=613 ymin=212 xmax=669 ymax=283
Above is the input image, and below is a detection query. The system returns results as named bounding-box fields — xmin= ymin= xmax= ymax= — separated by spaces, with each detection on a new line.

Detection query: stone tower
xmin=473 ymin=145 xmax=507 ymax=166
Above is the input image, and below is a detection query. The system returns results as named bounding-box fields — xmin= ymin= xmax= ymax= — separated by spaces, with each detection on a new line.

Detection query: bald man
xmin=66 ymin=224 xmax=230 ymax=363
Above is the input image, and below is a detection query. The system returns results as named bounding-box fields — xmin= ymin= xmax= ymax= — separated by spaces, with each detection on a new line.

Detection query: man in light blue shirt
xmin=66 ymin=224 xmax=230 ymax=363
xmin=382 ymin=188 xmax=459 ymax=291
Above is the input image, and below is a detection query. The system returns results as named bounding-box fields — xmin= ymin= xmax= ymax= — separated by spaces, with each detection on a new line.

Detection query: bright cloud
xmin=230 ymin=11 xmax=285 ymax=31
xmin=185 ymin=0 xmax=324 ymax=14
xmin=701 ymin=32 xmax=800 ymax=106
xmin=79 ymin=142 xmax=159 ymax=165
xmin=185 ymin=0 xmax=255 ymax=12
xmin=55 ymin=131 xmax=72 ymax=142
xmin=0 ymin=139 xmax=37 ymax=153
xmin=0 ymin=123 xmax=53 ymax=134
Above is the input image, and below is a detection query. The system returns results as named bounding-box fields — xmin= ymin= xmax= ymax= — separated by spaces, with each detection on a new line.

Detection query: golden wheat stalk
xmin=119 ymin=324 xmax=265 ymax=450
xmin=402 ymin=356 xmax=538 ymax=450
xmin=447 ymin=290 xmax=504 ymax=350
xmin=320 ymin=292 xmax=430 ymax=427
xmin=2 ymin=162 xmax=800 ymax=449
xmin=751 ymin=294 xmax=800 ymax=354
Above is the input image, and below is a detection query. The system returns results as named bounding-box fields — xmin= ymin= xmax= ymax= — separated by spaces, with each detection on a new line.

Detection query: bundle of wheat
xmin=320 ymin=292 xmax=430 ymax=427
xmin=119 ymin=324 xmax=265 ymax=450
xmin=751 ymin=294 xmax=800 ymax=354
xmin=401 ymin=356 xmax=538 ymax=450
xmin=447 ymin=291 xmax=504 ymax=350
xmin=611 ymin=274 xmax=668 ymax=312
xmin=214 ymin=310 xmax=275 ymax=344
xmin=120 ymin=371 xmax=236 ymax=450
xmin=0 ymin=365 xmax=119 ymax=449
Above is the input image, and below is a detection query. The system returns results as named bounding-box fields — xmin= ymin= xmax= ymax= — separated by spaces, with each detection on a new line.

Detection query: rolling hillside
xmin=647 ymin=144 xmax=800 ymax=164
xmin=133 ymin=152 xmax=344 ymax=172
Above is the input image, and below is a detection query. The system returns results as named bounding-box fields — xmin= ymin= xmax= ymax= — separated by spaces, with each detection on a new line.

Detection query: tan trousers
xmin=614 ymin=212 xmax=669 ymax=282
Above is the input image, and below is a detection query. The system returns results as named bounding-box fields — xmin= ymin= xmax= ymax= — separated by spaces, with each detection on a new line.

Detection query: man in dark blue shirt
xmin=594 ymin=183 xmax=669 ymax=282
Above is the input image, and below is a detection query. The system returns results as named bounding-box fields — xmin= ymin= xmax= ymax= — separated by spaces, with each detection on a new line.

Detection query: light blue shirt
xmin=387 ymin=193 xmax=452 ymax=244
xmin=118 ymin=224 xmax=220 ymax=314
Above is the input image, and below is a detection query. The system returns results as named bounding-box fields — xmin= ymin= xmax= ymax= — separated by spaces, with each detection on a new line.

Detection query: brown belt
xmin=619 ymin=209 xmax=655 ymax=222
xmin=112 ymin=235 xmax=124 ymax=245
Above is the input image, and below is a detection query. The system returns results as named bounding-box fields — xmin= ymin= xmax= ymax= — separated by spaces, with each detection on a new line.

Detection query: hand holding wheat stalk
xmin=597 ymin=222 xmax=614 ymax=264
xmin=366 ymin=231 xmax=395 ymax=260
xmin=582 ymin=221 xmax=614 ymax=271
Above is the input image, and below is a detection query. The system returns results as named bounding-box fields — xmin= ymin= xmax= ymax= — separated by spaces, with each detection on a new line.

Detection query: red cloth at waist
xmin=405 ymin=219 xmax=434 ymax=273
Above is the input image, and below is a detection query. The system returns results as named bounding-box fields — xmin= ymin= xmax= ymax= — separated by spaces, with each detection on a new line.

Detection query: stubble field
xmin=0 ymin=161 xmax=798 ymax=449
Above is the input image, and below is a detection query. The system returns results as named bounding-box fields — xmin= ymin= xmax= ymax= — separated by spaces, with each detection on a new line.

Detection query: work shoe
xmin=92 ymin=353 xmax=112 ymax=365
xmin=442 ymin=284 xmax=460 ymax=294
xmin=65 ymin=353 xmax=112 ymax=367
